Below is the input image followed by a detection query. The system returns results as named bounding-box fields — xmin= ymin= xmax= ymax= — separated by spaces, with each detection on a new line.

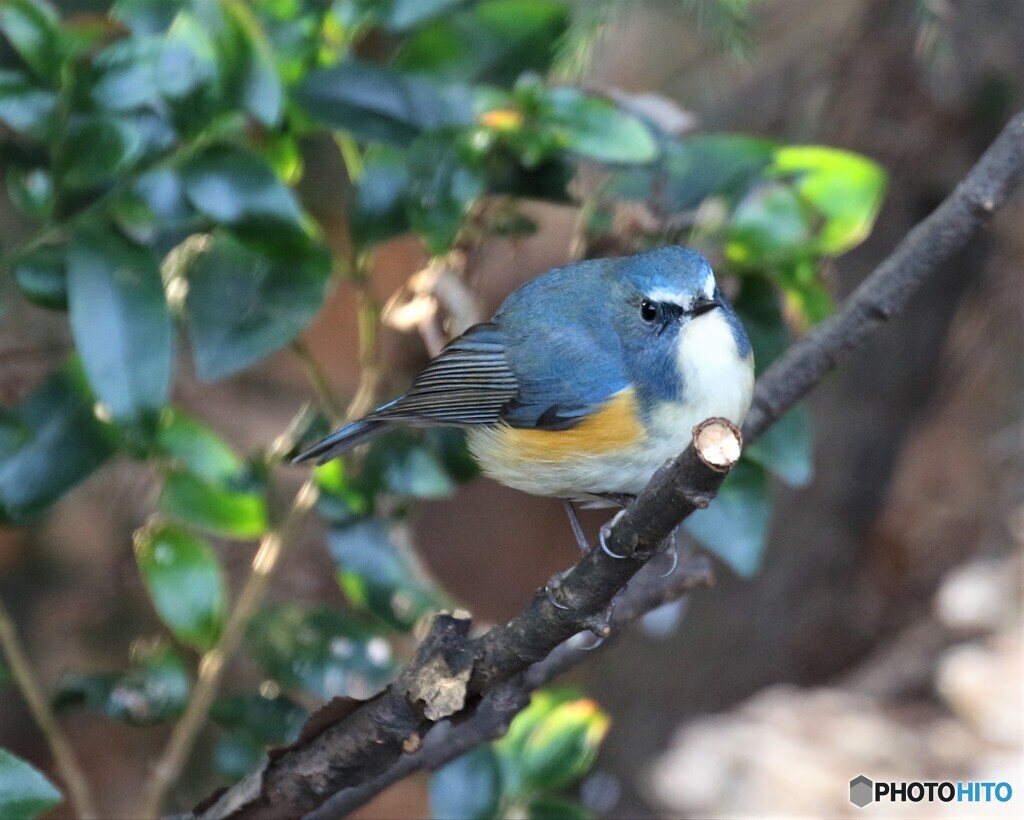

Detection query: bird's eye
xmin=640 ymin=299 xmax=658 ymax=322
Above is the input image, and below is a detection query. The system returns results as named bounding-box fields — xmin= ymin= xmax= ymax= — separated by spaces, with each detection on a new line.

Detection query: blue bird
xmin=295 ymin=246 xmax=754 ymax=558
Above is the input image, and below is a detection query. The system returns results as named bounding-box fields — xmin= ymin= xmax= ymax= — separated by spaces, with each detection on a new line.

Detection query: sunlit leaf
xmin=67 ymin=227 xmax=173 ymax=424
xmin=726 ymin=181 xmax=810 ymax=266
xmin=429 ymin=746 xmax=502 ymax=820
xmin=0 ymin=748 xmax=61 ymax=820
xmin=54 ymin=641 xmax=189 ymax=726
xmin=159 ymin=469 xmax=268 ymax=540
xmin=0 ymin=0 xmax=61 ymax=83
xmin=184 ymin=232 xmax=331 ymax=380
xmin=0 ymin=359 xmax=116 ymax=523
xmin=134 ymin=522 xmax=226 ymax=651
xmin=247 ymin=605 xmax=396 ymax=700
xmin=314 ymin=459 xmax=371 ymax=525
xmin=328 ymin=518 xmax=445 ymax=631
xmin=547 ymin=87 xmax=658 ymax=165
xmin=746 ymin=403 xmax=813 ymax=488
xmin=684 ymin=459 xmax=772 ymax=577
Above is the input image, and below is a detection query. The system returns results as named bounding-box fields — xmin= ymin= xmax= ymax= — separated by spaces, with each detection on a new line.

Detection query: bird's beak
xmin=691 ymin=295 xmax=719 ymax=317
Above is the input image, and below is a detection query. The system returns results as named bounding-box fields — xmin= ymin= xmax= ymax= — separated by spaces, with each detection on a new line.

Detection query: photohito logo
xmin=849 ymin=775 xmax=1013 ymax=808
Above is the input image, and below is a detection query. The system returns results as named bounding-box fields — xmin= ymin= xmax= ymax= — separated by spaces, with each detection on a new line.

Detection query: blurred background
xmin=0 ymin=0 xmax=1021 ymax=818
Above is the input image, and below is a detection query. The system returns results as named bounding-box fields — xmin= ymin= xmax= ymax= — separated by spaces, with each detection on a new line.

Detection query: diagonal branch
xmin=185 ymin=110 xmax=1024 ymax=820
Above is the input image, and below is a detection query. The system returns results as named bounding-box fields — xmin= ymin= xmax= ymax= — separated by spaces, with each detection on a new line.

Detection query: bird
xmin=294 ymin=246 xmax=754 ymax=572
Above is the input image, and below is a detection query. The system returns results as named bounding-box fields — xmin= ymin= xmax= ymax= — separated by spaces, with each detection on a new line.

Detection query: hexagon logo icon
xmin=850 ymin=775 xmax=874 ymax=808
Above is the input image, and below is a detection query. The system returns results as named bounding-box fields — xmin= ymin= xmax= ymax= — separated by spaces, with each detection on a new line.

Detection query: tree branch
xmin=185 ymin=110 xmax=1024 ymax=820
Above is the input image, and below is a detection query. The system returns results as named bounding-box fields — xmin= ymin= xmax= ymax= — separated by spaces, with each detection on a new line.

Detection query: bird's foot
xmin=598 ymin=514 xmax=629 ymax=559
xmin=544 ymin=570 xmax=571 ymax=611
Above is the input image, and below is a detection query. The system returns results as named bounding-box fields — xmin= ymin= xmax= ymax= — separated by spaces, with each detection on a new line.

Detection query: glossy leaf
xmin=0 ymin=0 xmax=61 ymax=83
xmin=0 ymin=70 xmax=54 ymax=137
xmin=429 ymin=746 xmax=502 ymax=820
xmin=296 ymin=62 xmax=470 ymax=146
xmin=0 ymin=359 xmax=116 ymax=523
xmin=221 ymin=1 xmax=283 ymax=127
xmin=351 ymin=144 xmax=410 ymax=248
xmin=0 ymin=748 xmax=61 ymax=820
xmin=89 ymin=35 xmax=164 ymax=112
xmin=684 ymin=459 xmax=772 ymax=577
xmin=54 ymin=641 xmax=189 ymax=726
xmin=547 ymin=87 xmax=658 ymax=165
xmin=247 ymin=605 xmax=396 ymax=700
xmin=14 ymin=246 xmax=66 ymax=310
xmin=211 ymin=692 xmax=307 ymax=782
xmin=67 ymin=227 xmax=172 ymax=423
xmin=184 ymin=233 xmax=331 ymax=380
xmin=397 ymin=0 xmax=570 ymax=86
xmin=159 ymin=469 xmax=268 ymax=540
xmin=769 ymin=146 xmax=886 ymax=255
xmin=361 ymin=429 xmax=457 ymax=499
xmin=134 ymin=523 xmax=226 ymax=650
xmin=405 ymin=135 xmax=485 ymax=254
xmin=516 ymin=698 xmax=610 ymax=794
xmin=726 ymin=181 xmax=810 ymax=266
xmin=328 ymin=518 xmax=445 ymax=631
xmin=155 ymin=409 xmax=243 ymax=483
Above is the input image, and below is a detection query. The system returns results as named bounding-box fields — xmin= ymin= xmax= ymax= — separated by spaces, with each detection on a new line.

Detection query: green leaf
xmin=314 ymin=459 xmax=371 ymax=525
xmin=210 ymin=692 xmax=308 ymax=746
xmin=212 ymin=732 xmax=263 ymax=783
xmin=0 ymin=359 xmax=116 ymax=523
xmin=526 ymin=796 xmax=591 ymax=820
xmin=351 ymin=144 xmax=411 ymax=248
xmin=498 ymin=688 xmax=584 ymax=769
xmin=14 ymin=246 xmax=66 ymax=310
xmin=0 ymin=0 xmax=61 ymax=83
xmin=183 ymin=233 xmax=331 ymax=380
xmin=0 ymin=70 xmax=55 ymax=138
xmin=769 ymin=146 xmax=886 ymax=255
xmin=6 ymin=166 xmax=53 ymax=219
xmin=684 ymin=459 xmax=772 ymax=577
xmin=726 ymin=181 xmax=811 ymax=267
xmin=111 ymin=0 xmax=184 ymax=34
xmin=382 ymin=0 xmax=466 ymax=31
xmin=296 ymin=61 xmax=470 ymax=146
xmin=731 ymin=276 xmax=789 ymax=376
xmin=155 ymin=409 xmax=243 ymax=483
xmin=397 ymin=0 xmax=570 ymax=86
xmin=0 ymin=748 xmax=62 ymax=820
xmin=89 ymin=35 xmax=164 ymax=112
xmin=547 ymin=87 xmax=658 ymax=165
xmin=429 ymin=746 xmax=502 ymax=820
xmin=405 ymin=135 xmax=485 ymax=254
xmin=67 ymin=227 xmax=173 ymax=423
xmin=159 ymin=469 xmax=268 ymax=540
xmin=180 ymin=146 xmax=307 ymax=250
xmin=132 ymin=167 xmax=199 ymax=233
xmin=134 ymin=522 xmax=226 ymax=651
xmin=247 ymin=605 xmax=396 ymax=700
xmin=158 ymin=12 xmax=219 ymax=102
xmin=221 ymin=1 xmax=283 ymax=127
xmin=746 ymin=403 xmax=813 ymax=488
xmin=361 ymin=429 xmax=457 ymax=499
xmin=515 ymin=697 xmax=610 ymax=794
xmin=54 ymin=641 xmax=189 ymax=726
xmin=58 ymin=113 xmax=173 ymax=191
xmin=328 ymin=518 xmax=445 ymax=631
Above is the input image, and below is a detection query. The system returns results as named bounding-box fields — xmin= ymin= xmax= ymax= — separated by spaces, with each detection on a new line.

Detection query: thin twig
xmin=138 ymin=479 xmax=320 ymax=817
xmin=0 ymin=595 xmax=98 ymax=819
xmin=344 ymin=284 xmax=381 ymax=421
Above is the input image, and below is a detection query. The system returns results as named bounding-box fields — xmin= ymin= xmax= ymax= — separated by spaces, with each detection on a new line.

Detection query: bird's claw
xmin=545 ymin=572 xmax=571 ymax=611
xmin=659 ymin=545 xmax=680 ymax=578
xmin=598 ymin=524 xmax=628 ymax=559
xmin=578 ymin=598 xmax=616 ymax=650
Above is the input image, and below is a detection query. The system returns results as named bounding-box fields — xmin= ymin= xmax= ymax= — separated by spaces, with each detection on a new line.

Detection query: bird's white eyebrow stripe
xmin=645 ymin=288 xmax=688 ymax=305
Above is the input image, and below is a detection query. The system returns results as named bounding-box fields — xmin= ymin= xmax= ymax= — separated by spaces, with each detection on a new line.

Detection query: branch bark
xmin=185 ymin=110 xmax=1024 ymax=820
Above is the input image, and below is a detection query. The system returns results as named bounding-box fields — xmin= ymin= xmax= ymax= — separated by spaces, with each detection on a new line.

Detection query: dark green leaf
xmin=351 ymin=144 xmax=410 ymax=248
xmin=684 ymin=459 xmax=772 ymax=577
xmin=89 ymin=35 xmax=164 ymax=112
xmin=180 ymin=146 xmax=307 ymax=251
xmin=383 ymin=0 xmax=466 ymax=31
xmin=14 ymin=246 xmax=65 ymax=310
xmin=58 ymin=113 xmax=173 ymax=191
xmin=360 ymin=428 xmax=457 ymax=499
xmin=158 ymin=12 xmax=219 ymax=102
xmin=6 ymin=166 xmax=52 ymax=219
xmin=132 ymin=167 xmax=198 ymax=233
xmin=769 ymin=146 xmax=886 ymax=255
xmin=296 ymin=61 xmax=470 ymax=146
xmin=328 ymin=518 xmax=445 ymax=631
xmin=731 ymin=276 xmax=789 ymax=376
xmin=429 ymin=746 xmax=502 ymax=820
xmin=0 ymin=359 xmax=116 ymax=523
xmin=526 ymin=797 xmax=591 ymax=820
xmin=547 ymin=87 xmax=658 ymax=165
xmin=221 ymin=1 xmax=283 ymax=127
xmin=515 ymin=697 xmax=610 ymax=794
xmin=247 ymin=605 xmax=396 ymax=700
xmin=210 ymin=692 xmax=308 ymax=745
xmin=397 ymin=0 xmax=570 ymax=86
xmin=213 ymin=732 xmax=263 ymax=783
xmin=67 ymin=227 xmax=172 ymax=423
xmin=746 ymin=403 xmax=813 ymax=488
xmin=405 ymin=135 xmax=485 ymax=254
xmin=111 ymin=0 xmax=184 ymax=35
xmin=426 ymin=427 xmax=480 ymax=483
xmin=184 ymin=232 xmax=331 ymax=380
xmin=54 ymin=641 xmax=189 ymax=726
xmin=134 ymin=522 xmax=226 ymax=651
xmin=0 ymin=748 xmax=61 ymax=820
xmin=0 ymin=70 xmax=54 ymax=137
xmin=155 ymin=409 xmax=243 ymax=483
xmin=0 ymin=0 xmax=60 ymax=83
xmin=159 ymin=469 xmax=268 ymax=540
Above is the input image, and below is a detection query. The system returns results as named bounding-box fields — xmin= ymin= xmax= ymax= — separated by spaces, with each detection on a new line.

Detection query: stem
xmin=137 ymin=479 xmax=320 ymax=818
xmin=344 ymin=282 xmax=381 ymax=421
xmin=0 ymin=595 xmax=98 ymax=819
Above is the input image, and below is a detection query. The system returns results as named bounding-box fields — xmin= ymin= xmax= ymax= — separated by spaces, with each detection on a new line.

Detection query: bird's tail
xmin=292 ymin=418 xmax=390 ymax=465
